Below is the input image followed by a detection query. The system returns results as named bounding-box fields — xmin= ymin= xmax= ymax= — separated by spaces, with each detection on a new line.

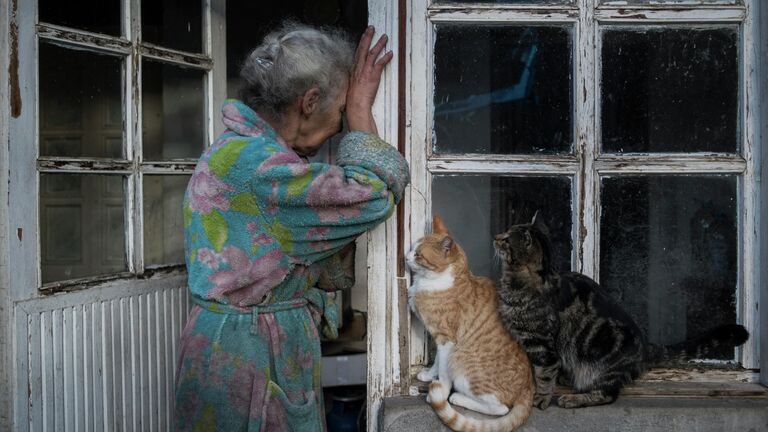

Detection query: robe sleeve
xmin=250 ymin=131 xmax=410 ymax=265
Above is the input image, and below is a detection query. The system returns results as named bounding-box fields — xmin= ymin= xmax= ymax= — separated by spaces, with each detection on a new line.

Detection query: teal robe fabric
xmin=175 ymin=100 xmax=410 ymax=431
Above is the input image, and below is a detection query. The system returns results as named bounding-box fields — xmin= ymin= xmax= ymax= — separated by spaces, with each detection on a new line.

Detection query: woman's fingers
xmin=366 ymin=34 xmax=389 ymax=68
xmin=374 ymin=50 xmax=394 ymax=72
xmin=354 ymin=26 xmax=375 ymax=73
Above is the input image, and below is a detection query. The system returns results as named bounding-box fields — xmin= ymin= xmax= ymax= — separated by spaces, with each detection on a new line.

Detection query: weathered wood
xmin=596 ymin=6 xmax=745 ymax=23
xmin=139 ymin=44 xmax=213 ymax=70
xmin=742 ymin=0 xmax=761 ymax=370
xmin=0 ymin=0 xmax=14 ymax=429
xmin=758 ymin=0 xmax=768 ymax=388
xmin=429 ymin=8 xmax=579 ymax=23
xmin=367 ymin=0 xmax=401 ymax=429
xmin=37 ymin=158 xmax=133 ymax=173
xmin=37 ymin=24 xmax=132 ymax=56
xmin=428 ymin=157 xmax=579 ymax=175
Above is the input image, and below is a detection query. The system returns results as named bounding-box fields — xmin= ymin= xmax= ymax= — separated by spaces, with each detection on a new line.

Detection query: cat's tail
xmin=428 ymin=380 xmax=533 ymax=432
xmin=647 ymin=324 xmax=749 ymax=364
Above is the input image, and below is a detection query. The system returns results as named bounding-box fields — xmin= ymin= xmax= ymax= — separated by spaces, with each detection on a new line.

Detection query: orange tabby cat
xmin=407 ymin=216 xmax=534 ymax=432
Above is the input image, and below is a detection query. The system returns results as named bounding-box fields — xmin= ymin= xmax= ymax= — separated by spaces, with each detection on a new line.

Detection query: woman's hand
xmin=345 ymin=26 xmax=393 ymax=135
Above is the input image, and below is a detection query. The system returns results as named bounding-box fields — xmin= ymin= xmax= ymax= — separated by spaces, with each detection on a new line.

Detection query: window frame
xmin=9 ymin=0 xmax=226 ymax=296
xmin=402 ymin=0 xmax=763 ymax=395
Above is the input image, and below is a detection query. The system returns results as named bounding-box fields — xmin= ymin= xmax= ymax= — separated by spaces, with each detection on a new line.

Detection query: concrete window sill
xmin=381 ymin=382 xmax=768 ymax=432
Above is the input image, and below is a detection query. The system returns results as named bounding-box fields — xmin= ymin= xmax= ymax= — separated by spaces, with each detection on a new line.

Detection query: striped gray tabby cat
xmin=494 ymin=215 xmax=750 ymax=409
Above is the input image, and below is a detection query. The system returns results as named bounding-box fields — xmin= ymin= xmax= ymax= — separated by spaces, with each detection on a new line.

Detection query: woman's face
xmin=293 ymin=81 xmax=348 ymax=157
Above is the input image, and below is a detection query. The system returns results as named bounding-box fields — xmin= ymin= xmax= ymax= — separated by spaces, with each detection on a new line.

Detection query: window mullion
xmin=206 ymin=0 xmax=228 ymax=144
xmin=576 ymin=0 xmax=599 ymax=279
xmin=127 ymin=0 xmax=142 ymax=275
xmin=595 ymin=6 xmax=745 ymax=24
xmin=37 ymin=24 xmax=132 ymax=56
xmin=740 ymin=0 xmax=760 ymax=369
xmin=138 ymin=44 xmax=212 ymax=70
xmin=406 ymin=0 xmax=432 ymax=385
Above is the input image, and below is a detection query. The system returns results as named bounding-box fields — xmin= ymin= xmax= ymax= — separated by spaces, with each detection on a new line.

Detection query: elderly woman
xmin=175 ymin=23 xmax=410 ymax=431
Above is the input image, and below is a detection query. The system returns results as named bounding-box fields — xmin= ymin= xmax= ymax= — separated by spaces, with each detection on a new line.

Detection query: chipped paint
xmin=39 ymin=266 xmax=185 ymax=296
xmin=9 ymin=0 xmax=20 ymax=118
xmin=139 ymin=44 xmax=213 ymax=70
xmin=37 ymin=24 xmax=132 ymax=55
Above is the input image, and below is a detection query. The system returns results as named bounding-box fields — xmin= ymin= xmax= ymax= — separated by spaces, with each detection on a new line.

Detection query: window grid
xmin=407 ymin=0 xmax=758 ymax=379
xmin=35 ymin=1 xmax=214 ymax=290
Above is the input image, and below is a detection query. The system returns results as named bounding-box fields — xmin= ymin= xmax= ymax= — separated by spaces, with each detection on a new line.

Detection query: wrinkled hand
xmin=346 ymin=26 xmax=393 ymax=135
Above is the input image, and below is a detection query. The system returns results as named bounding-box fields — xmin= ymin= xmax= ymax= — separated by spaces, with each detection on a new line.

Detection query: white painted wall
xmin=1 ymin=0 xmax=14 ymax=428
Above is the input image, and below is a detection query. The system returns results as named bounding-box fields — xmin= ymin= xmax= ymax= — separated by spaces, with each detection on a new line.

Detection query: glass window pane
xmin=432 ymin=175 xmax=572 ymax=280
xmin=436 ymin=0 xmax=571 ymax=3
xmin=142 ymin=61 xmax=205 ymax=160
xmin=602 ymin=0 xmax=736 ymax=5
xmin=39 ymin=0 xmax=121 ymax=35
xmin=144 ymin=175 xmax=190 ymax=267
xmin=600 ymin=176 xmax=738 ymax=360
xmin=40 ymin=43 xmax=123 ymax=158
xmin=142 ymin=0 xmax=203 ymax=53
xmin=40 ymin=174 xmax=127 ymax=284
xmin=434 ymin=25 xmax=573 ymax=155
xmin=601 ymin=28 xmax=738 ymax=153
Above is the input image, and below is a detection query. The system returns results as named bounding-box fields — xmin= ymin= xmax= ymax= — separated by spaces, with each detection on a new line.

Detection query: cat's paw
xmin=556 ymin=394 xmax=590 ymax=409
xmin=533 ymin=392 xmax=553 ymax=410
xmin=417 ymin=369 xmax=437 ymax=382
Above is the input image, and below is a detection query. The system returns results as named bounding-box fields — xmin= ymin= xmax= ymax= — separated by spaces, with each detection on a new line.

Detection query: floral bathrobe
xmin=175 ymin=100 xmax=410 ymax=431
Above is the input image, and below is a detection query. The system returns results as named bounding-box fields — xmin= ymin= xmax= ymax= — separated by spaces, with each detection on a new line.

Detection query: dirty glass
xmin=39 ymin=43 xmax=123 ymax=159
xmin=144 ymin=175 xmax=190 ymax=267
xmin=600 ymin=176 xmax=738 ymax=360
xmin=142 ymin=60 xmax=205 ymax=160
xmin=436 ymin=0 xmax=571 ymax=3
xmin=142 ymin=0 xmax=203 ymax=53
xmin=431 ymin=175 xmax=572 ymax=280
xmin=39 ymin=0 xmax=121 ymax=35
xmin=601 ymin=0 xmax=737 ymax=5
xmin=40 ymin=174 xmax=127 ymax=284
xmin=601 ymin=27 xmax=739 ymax=153
xmin=434 ymin=25 xmax=572 ymax=155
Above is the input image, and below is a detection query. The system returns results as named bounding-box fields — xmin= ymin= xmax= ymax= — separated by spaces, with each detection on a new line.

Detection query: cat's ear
xmin=441 ymin=236 xmax=454 ymax=256
xmin=531 ymin=211 xmax=550 ymax=236
xmin=432 ymin=215 xmax=450 ymax=235
xmin=523 ymin=231 xmax=533 ymax=249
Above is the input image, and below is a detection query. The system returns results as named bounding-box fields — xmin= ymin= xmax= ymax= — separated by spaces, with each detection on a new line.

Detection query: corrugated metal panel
xmin=18 ymin=283 xmax=190 ymax=432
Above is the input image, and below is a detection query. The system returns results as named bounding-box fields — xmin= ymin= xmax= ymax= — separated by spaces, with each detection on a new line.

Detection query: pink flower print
xmin=206 ymin=348 xmax=231 ymax=387
xmin=263 ymin=399 xmax=289 ymax=431
xmin=256 ymin=152 xmax=305 ymax=175
xmin=297 ymin=348 xmax=313 ymax=371
xmin=306 ymin=169 xmax=374 ymax=223
xmin=252 ymin=233 xmax=274 ymax=247
xmin=306 ymin=227 xmax=330 ymax=240
xmin=197 ymin=248 xmax=219 ymax=270
xmin=184 ymin=334 xmax=210 ymax=359
xmin=174 ymin=392 xmax=201 ymax=430
xmin=222 ymin=104 xmax=265 ymax=137
xmin=188 ymin=161 xmax=234 ymax=214
xmin=207 ymin=247 xmax=290 ymax=306
xmin=258 ymin=314 xmax=289 ymax=356
xmin=227 ymin=362 xmax=268 ymax=418
xmin=310 ymin=240 xmax=332 ymax=252
xmin=176 ymin=331 xmax=210 ymax=383
xmin=247 ymin=222 xmax=258 ymax=232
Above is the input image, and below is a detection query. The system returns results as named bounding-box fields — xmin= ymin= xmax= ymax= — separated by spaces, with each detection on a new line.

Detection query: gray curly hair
xmin=239 ymin=22 xmax=355 ymax=121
